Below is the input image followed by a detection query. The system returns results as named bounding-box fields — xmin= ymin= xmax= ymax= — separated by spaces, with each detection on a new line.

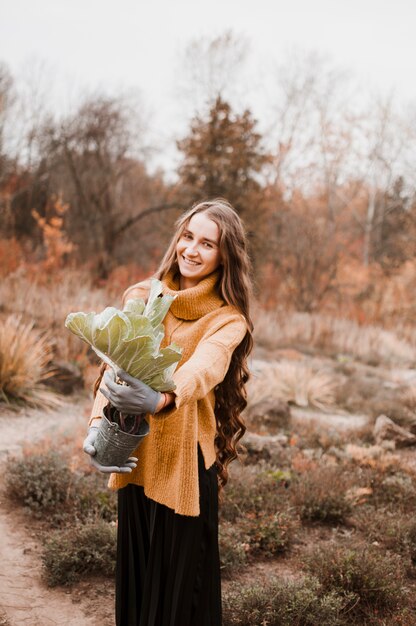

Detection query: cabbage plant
xmin=65 ymin=279 xmax=182 ymax=392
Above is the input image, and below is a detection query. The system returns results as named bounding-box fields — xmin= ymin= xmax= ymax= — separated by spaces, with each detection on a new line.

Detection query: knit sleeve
xmin=162 ymin=315 xmax=248 ymax=413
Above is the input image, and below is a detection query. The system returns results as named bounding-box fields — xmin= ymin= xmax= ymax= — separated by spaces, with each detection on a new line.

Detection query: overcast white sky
xmin=1 ymin=0 xmax=415 ymax=172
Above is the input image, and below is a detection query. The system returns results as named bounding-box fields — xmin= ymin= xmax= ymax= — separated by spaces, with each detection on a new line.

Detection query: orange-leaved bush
xmin=0 ymin=237 xmax=24 ymax=278
xmin=32 ymin=196 xmax=75 ymax=272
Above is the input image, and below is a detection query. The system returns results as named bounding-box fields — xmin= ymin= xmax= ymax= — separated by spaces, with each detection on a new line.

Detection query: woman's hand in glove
xmin=82 ymin=426 xmax=138 ymax=474
xmin=101 ymin=368 xmax=161 ymax=415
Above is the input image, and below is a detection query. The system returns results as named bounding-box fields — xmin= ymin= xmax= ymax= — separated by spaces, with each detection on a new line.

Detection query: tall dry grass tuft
xmin=254 ymin=309 xmax=415 ymax=366
xmin=248 ymin=361 xmax=337 ymax=410
xmin=0 ymin=315 xmax=59 ymax=407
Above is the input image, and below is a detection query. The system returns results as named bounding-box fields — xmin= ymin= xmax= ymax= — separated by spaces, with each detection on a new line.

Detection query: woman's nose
xmin=186 ymin=244 xmax=198 ymax=256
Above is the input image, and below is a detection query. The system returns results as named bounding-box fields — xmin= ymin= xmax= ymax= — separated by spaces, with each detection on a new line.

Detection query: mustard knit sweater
xmin=89 ymin=270 xmax=248 ymax=517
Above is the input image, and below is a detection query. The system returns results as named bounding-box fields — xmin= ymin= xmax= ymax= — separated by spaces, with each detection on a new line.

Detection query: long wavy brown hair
xmin=154 ymin=198 xmax=254 ymax=490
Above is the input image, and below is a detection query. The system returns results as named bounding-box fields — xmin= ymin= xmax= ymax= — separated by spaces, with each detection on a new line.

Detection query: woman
xmin=84 ymin=198 xmax=254 ymax=626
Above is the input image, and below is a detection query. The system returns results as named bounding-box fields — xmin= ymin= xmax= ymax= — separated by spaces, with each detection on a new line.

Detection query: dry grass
xmin=42 ymin=521 xmax=117 ymax=586
xmin=0 ymin=315 xmax=59 ymax=407
xmin=0 ymin=267 xmax=109 ymax=365
xmin=401 ymin=385 xmax=416 ymax=411
xmin=304 ymin=544 xmax=407 ymax=622
xmin=0 ymin=267 xmax=109 ymax=327
xmin=248 ymin=360 xmax=337 ymax=410
xmin=223 ymin=575 xmax=350 ymax=626
xmin=254 ymin=309 xmax=415 ymax=366
xmin=396 ymin=324 xmax=416 ymax=350
xmin=353 ymin=508 xmax=415 ymax=557
xmin=291 ymin=465 xmax=352 ymax=524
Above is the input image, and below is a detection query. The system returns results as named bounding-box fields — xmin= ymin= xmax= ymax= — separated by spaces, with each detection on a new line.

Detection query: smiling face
xmin=176 ymin=212 xmax=222 ymax=289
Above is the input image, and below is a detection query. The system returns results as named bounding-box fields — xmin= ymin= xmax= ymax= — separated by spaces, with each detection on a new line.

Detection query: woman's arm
xmin=91 ymin=316 xmax=246 ymax=418
xmin=159 ymin=315 xmax=247 ymax=414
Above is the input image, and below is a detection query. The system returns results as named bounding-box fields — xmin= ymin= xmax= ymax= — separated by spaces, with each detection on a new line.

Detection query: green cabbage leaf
xmin=65 ymin=279 xmax=182 ymax=391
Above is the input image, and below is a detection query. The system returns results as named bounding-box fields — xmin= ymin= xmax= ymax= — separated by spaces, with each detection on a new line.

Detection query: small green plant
xmin=219 ymin=522 xmax=249 ymax=577
xmin=5 ymin=450 xmax=117 ymax=524
xmin=223 ymin=575 xmax=351 ymax=626
xmin=221 ymin=465 xmax=288 ymax=523
xmin=369 ymin=470 xmax=416 ymax=513
xmin=405 ymin=521 xmax=416 ymax=566
xmin=42 ymin=520 xmax=116 ymax=586
xmin=76 ymin=471 xmax=118 ymax=522
xmin=5 ymin=451 xmax=74 ymax=519
xmin=219 ymin=509 xmax=294 ymax=577
xmin=304 ymin=544 xmax=406 ymax=621
xmin=355 ymin=508 xmax=406 ymax=551
xmin=65 ymin=280 xmax=181 ymax=390
xmin=244 ymin=510 xmax=294 ymax=556
xmin=220 ymin=465 xmax=295 ymax=563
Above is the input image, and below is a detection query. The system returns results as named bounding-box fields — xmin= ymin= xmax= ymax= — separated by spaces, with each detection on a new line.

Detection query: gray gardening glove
xmin=101 ymin=368 xmax=161 ymax=415
xmin=83 ymin=426 xmax=138 ymax=474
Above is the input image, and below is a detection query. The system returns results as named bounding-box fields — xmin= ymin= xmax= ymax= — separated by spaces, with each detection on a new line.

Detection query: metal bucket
xmin=94 ymin=407 xmax=149 ymax=467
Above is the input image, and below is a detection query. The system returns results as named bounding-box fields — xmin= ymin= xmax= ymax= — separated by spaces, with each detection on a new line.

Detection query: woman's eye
xmin=204 ymin=242 xmax=213 ymax=248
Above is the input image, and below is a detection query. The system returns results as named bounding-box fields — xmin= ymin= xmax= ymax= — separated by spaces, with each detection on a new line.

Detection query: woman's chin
xmin=179 ymin=264 xmax=201 ymax=278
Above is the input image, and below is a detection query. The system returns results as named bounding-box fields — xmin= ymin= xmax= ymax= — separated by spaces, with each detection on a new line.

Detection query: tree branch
xmin=114 ymin=203 xmax=184 ymax=240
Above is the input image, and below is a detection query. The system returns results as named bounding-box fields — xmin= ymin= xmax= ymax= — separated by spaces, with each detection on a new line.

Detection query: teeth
xmin=183 ymin=257 xmax=199 ymax=266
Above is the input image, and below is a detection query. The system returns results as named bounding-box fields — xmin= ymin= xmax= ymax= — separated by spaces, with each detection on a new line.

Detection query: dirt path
xmin=0 ymin=395 xmax=113 ymax=626
xmin=0 ymin=397 xmax=89 ymax=459
xmin=0 ymin=503 xmax=98 ymax=626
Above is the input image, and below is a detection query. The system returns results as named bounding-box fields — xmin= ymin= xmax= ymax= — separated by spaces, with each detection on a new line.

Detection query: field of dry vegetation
xmin=2 ymin=44 xmax=416 ymax=624
xmin=1 ymin=265 xmax=416 ymax=625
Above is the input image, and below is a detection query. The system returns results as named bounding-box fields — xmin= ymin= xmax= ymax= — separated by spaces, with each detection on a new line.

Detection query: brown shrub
xmin=304 ymin=544 xmax=407 ymax=622
xmin=291 ymin=465 xmax=352 ymax=525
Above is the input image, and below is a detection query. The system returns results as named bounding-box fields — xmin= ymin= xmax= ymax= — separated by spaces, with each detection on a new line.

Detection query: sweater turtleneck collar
xmin=162 ymin=269 xmax=224 ymax=320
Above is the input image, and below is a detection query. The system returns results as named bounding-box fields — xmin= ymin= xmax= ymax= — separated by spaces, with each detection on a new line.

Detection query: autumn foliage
xmin=1 ymin=58 xmax=416 ymax=327
xmin=32 ymin=197 xmax=75 ymax=271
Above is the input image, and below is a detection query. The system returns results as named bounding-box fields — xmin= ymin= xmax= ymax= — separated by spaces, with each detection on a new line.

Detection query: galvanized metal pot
xmin=94 ymin=406 xmax=149 ymax=467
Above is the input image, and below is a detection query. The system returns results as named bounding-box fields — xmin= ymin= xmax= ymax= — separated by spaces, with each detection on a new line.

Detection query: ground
xmin=1 ymin=344 xmax=416 ymax=625
xmin=0 ymin=396 xmax=115 ymax=626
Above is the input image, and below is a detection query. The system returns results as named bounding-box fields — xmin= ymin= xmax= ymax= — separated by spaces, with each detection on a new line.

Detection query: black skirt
xmin=116 ymin=446 xmax=222 ymax=626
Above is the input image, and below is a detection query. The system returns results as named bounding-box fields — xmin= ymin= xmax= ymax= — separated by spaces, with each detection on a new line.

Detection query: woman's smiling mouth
xmin=182 ymin=256 xmax=200 ymax=266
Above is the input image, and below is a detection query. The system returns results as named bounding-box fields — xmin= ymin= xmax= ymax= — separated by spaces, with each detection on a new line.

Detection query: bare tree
xmin=269 ymin=51 xmax=416 ymax=271
xmin=0 ymin=63 xmax=14 ymax=164
xmin=0 ymin=61 xmax=61 ymax=239
xmin=36 ymin=94 xmax=149 ymax=261
xmin=270 ymin=51 xmax=362 ymax=209
xmin=0 ymin=63 xmax=18 ymax=236
xmin=359 ymin=96 xmax=415 ymax=266
xmin=176 ymin=30 xmax=249 ymax=116
xmin=273 ymin=205 xmax=339 ymax=311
